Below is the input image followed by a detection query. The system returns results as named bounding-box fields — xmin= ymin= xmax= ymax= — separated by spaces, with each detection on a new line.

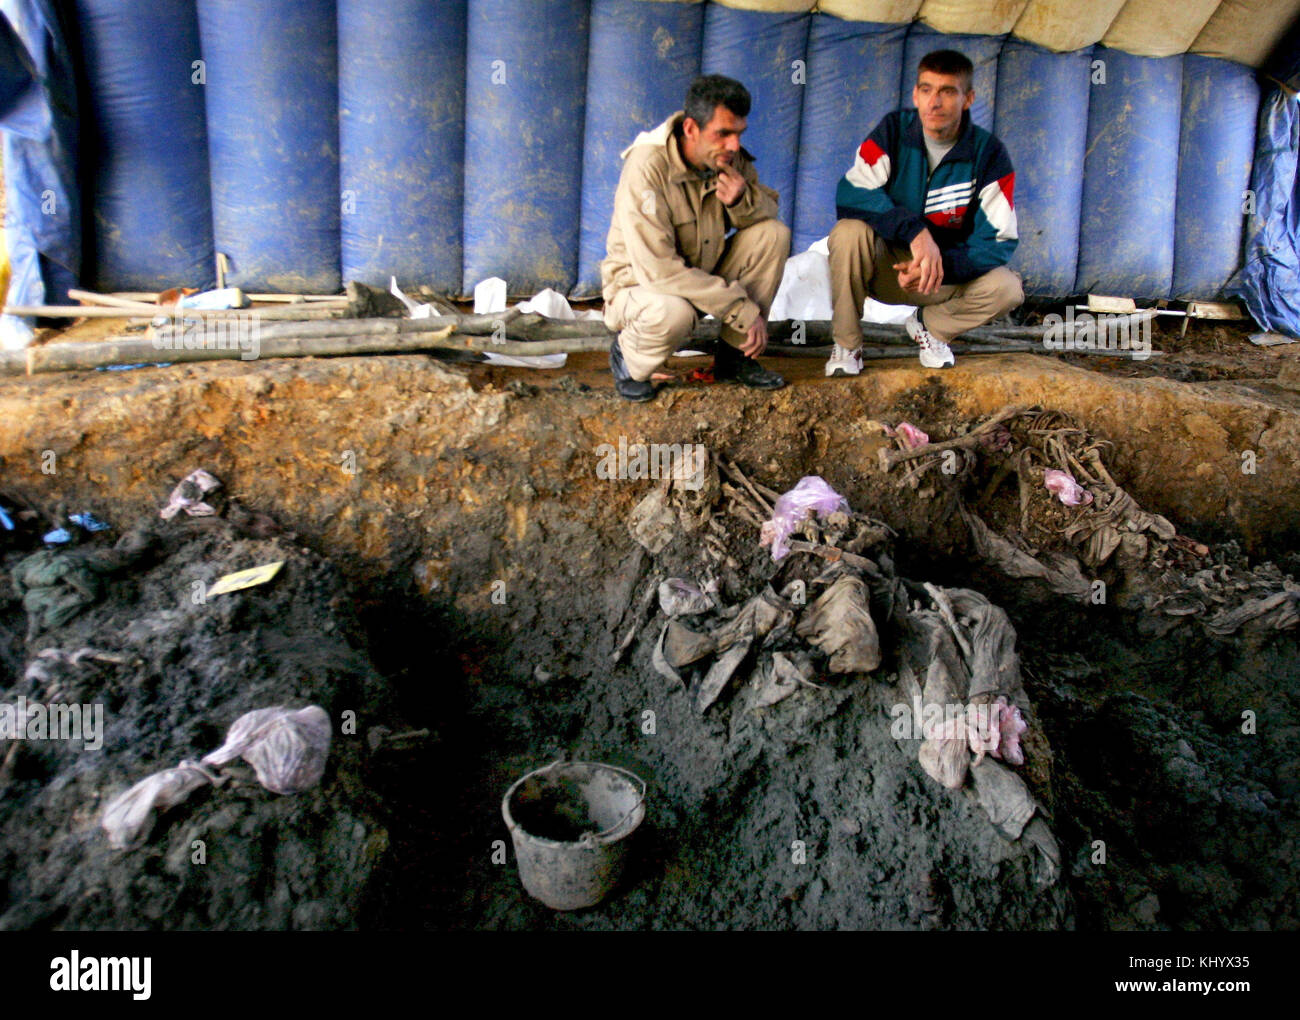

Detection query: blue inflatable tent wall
xmin=1 ymin=0 xmax=1294 ymax=317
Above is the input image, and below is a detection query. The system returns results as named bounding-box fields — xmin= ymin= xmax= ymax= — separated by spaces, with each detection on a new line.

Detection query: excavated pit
xmin=1 ymin=343 xmax=1297 ymax=930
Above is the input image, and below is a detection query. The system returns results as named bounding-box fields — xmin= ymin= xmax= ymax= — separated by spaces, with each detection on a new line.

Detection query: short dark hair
xmin=918 ymin=49 xmax=974 ymax=91
xmin=684 ymin=74 xmax=750 ymax=129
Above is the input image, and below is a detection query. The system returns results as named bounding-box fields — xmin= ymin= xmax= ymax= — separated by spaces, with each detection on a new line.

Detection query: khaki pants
xmin=605 ymin=219 xmax=790 ymax=382
xmin=827 ymin=218 xmax=1023 ymax=348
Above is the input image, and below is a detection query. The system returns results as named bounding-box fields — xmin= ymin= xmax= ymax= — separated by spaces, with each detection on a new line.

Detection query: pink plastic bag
xmin=884 ymin=421 xmax=929 ymax=449
xmin=1043 ymin=469 xmax=1092 ymax=506
xmin=760 ymin=476 xmax=850 ymax=561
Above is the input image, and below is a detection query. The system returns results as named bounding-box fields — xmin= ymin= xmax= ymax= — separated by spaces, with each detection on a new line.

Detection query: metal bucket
xmin=501 ymin=760 xmax=647 ymax=911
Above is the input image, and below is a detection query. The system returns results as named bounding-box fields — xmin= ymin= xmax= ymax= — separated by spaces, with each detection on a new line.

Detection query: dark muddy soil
xmin=353 ymin=450 xmax=1298 ymax=931
xmin=0 ymin=516 xmax=392 ymax=929
xmin=0 ymin=331 xmax=1296 ymax=930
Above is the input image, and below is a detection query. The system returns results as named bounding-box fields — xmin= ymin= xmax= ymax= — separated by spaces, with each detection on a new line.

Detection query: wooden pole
xmin=0 ymin=330 xmax=1158 ymax=377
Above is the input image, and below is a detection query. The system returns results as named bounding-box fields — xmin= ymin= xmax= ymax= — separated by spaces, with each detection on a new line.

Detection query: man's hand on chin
xmin=716 ymin=162 xmax=747 ymax=207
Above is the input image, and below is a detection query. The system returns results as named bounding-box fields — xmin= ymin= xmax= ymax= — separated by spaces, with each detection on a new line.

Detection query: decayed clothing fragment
xmin=658 ymin=577 xmax=714 ymax=618
xmin=203 ymin=705 xmax=332 ymax=795
xmin=11 ymin=527 xmax=154 ymax=634
xmin=160 ymin=468 xmax=223 ymax=520
xmin=102 ymin=760 xmax=222 ymax=850
xmin=795 ymin=574 xmax=880 ymax=674
xmin=694 ymin=588 xmax=793 ymax=713
xmin=101 ymin=705 xmax=331 ymax=849
xmin=961 ymin=504 xmax=1091 ymax=599
xmin=748 ymin=650 xmax=818 ymax=709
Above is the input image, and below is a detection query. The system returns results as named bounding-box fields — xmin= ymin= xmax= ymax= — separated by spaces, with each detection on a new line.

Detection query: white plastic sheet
xmin=769 ymin=237 xmax=915 ymax=325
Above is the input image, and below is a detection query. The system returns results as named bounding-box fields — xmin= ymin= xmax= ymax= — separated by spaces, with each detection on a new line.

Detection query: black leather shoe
xmin=713 ymin=342 xmax=786 ymax=390
xmin=609 ymin=338 xmax=655 ymax=402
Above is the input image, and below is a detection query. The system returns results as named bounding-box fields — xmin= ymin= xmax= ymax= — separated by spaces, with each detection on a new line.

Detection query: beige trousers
xmin=606 ymin=218 xmax=790 ymax=381
xmin=827 ymin=218 xmax=1023 ymax=347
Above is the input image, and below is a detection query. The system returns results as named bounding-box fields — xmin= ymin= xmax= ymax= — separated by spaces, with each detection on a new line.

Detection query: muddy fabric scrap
xmin=12 ymin=529 xmax=154 ymax=634
xmin=795 ymin=574 xmax=881 ymax=674
xmin=1204 ymin=588 xmax=1300 ymax=635
xmin=160 ymin=468 xmax=223 ymax=520
xmin=961 ymin=504 xmax=1091 ymax=599
xmin=695 ymin=589 xmax=794 ymax=713
xmin=970 ymin=757 xmax=1037 ymax=841
xmin=101 ymin=704 xmax=331 ymax=850
xmin=202 ymin=705 xmax=332 ymax=795
xmin=102 ymin=760 xmax=222 ymax=850
xmin=1020 ymin=816 xmax=1062 ymax=889
xmin=660 ymin=619 xmax=717 ymax=669
xmin=651 ymin=624 xmax=687 ymax=686
xmin=934 ymin=587 xmax=1022 ymax=701
xmin=919 ymin=717 xmax=971 ymax=789
xmin=748 ymin=650 xmax=818 ymax=710
xmin=11 ymin=550 xmax=101 ymax=631
xmin=698 ymin=642 xmax=752 ymax=714
xmin=658 ymin=577 xmax=714 ymax=618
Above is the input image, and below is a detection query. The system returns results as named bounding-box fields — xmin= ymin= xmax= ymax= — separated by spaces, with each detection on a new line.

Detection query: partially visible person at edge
xmin=826 ymin=49 xmax=1023 ymax=377
xmin=601 ymin=74 xmax=790 ymax=402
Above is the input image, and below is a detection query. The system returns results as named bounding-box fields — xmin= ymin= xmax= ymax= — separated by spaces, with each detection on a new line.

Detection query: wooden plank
xmin=1186 ymin=300 xmax=1246 ymax=320
xmin=1086 ymin=294 xmax=1138 ymax=314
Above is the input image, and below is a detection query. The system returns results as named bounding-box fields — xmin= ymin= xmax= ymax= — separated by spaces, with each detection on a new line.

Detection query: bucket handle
xmin=540 ymin=759 xmax=647 ymax=845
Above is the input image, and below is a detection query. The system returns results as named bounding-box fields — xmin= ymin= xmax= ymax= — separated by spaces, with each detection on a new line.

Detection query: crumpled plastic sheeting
xmin=760 ymin=476 xmax=850 ymax=562
xmin=1043 ymin=468 xmax=1092 ymax=506
xmin=795 ymin=574 xmax=881 ymax=674
xmin=1227 ymin=89 xmax=1300 ymax=338
xmin=159 ymin=469 xmax=222 ymax=520
xmin=101 ymin=760 xmax=221 ymax=850
xmin=203 ymin=706 xmax=332 ymax=795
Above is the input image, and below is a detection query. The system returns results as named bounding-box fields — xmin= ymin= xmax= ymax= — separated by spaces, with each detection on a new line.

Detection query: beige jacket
xmin=601 ymin=111 xmax=781 ymax=335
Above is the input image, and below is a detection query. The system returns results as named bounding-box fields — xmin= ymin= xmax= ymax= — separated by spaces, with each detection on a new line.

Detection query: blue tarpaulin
xmin=1229 ymin=22 xmax=1300 ymax=336
xmin=1228 ymin=92 xmax=1300 ymax=334
xmin=0 ymin=2 xmax=1288 ymax=310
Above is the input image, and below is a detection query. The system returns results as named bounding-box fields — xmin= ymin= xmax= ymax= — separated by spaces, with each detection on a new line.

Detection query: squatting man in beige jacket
xmin=601 ymin=75 xmax=790 ymax=402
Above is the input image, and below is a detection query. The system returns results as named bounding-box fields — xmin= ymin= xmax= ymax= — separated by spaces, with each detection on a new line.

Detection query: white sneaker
xmin=825 ymin=343 xmax=864 ymax=377
xmin=906 ymin=313 xmax=955 ymax=368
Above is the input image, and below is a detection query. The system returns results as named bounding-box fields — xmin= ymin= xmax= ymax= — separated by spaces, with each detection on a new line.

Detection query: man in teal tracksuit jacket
xmin=826 ymin=49 xmax=1024 ymax=373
